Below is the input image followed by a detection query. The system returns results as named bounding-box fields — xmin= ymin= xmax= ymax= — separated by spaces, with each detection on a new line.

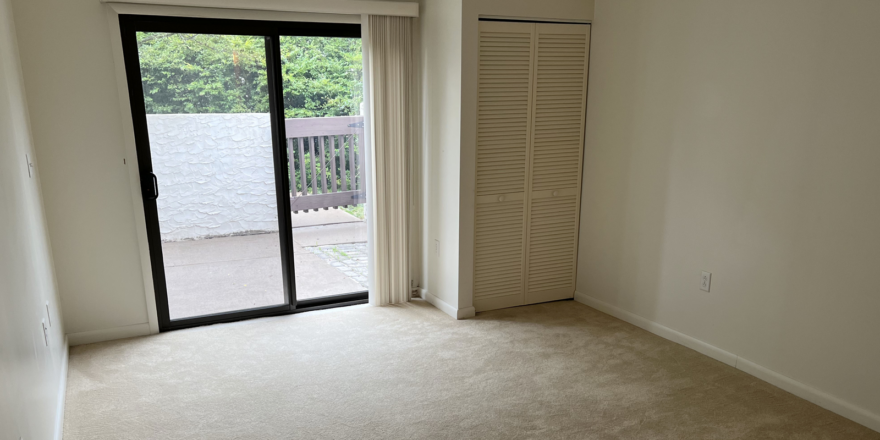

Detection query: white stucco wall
xmin=147 ymin=113 xmax=279 ymax=241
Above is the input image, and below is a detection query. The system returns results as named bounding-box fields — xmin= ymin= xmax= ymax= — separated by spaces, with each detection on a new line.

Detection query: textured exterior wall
xmin=147 ymin=113 xmax=279 ymax=241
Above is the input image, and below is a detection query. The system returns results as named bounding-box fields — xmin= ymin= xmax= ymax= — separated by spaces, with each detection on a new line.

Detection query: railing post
xmin=297 ymin=138 xmax=307 ymax=196
xmin=355 ymin=133 xmax=364 ymax=199
xmin=330 ymin=135 xmax=338 ymax=196
xmin=338 ymin=135 xmax=348 ymax=193
xmin=318 ymin=136 xmax=328 ymax=202
xmin=309 ymin=137 xmax=319 ymax=209
xmin=287 ymin=138 xmax=295 ymax=200
xmin=348 ymin=134 xmax=356 ymax=191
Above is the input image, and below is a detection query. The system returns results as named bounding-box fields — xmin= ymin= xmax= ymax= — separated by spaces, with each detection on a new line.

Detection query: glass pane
xmin=137 ymin=32 xmax=285 ymax=319
xmin=280 ymin=35 xmax=368 ymax=300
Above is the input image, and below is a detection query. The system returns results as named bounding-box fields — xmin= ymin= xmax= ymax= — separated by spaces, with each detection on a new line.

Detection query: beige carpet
xmin=63 ymin=300 xmax=879 ymax=439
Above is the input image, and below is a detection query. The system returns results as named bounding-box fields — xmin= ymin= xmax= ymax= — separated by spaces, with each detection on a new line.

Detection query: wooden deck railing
xmin=285 ymin=116 xmax=366 ymax=213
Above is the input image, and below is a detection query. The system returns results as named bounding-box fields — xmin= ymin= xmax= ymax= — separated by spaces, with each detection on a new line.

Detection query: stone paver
xmin=305 ymin=243 xmax=368 ymax=289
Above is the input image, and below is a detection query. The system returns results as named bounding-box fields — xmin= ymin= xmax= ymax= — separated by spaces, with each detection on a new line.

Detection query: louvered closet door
xmin=473 ymin=21 xmax=535 ymax=312
xmin=524 ymin=23 xmax=590 ymax=305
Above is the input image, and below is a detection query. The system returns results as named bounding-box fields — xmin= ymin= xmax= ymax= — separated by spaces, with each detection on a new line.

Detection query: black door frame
xmin=119 ymin=15 xmax=367 ymax=332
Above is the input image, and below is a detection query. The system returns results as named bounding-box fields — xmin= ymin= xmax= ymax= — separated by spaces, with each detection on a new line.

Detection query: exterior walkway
xmin=162 ymin=209 xmax=366 ymax=320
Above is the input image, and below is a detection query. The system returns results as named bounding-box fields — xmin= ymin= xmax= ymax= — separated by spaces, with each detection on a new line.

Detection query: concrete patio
xmin=161 ymin=209 xmax=367 ymax=320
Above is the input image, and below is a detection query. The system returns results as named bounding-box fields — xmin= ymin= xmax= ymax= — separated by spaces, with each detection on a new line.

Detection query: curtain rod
xmin=101 ymin=0 xmax=419 ymax=17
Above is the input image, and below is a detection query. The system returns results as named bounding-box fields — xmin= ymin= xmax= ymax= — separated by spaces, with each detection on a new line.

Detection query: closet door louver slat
xmin=473 ymin=21 xmax=535 ymax=312
xmin=524 ymin=24 xmax=590 ymax=305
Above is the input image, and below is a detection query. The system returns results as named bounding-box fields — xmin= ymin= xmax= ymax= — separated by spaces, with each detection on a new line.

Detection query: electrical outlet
xmin=701 ymin=271 xmax=712 ymax=292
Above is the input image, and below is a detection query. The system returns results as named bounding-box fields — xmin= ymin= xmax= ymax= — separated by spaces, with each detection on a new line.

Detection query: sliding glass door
xmin=137 ymin=31 xmax=285 ymax=321
xmin=120 ymin=16 xmax=368 ymax=331
xmin=279 ymin=35 xmax=369 ymax=300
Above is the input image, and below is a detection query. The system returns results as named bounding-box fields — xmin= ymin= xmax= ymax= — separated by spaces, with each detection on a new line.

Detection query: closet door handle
xmin=142 ymin=172 xmax=159 ymax=201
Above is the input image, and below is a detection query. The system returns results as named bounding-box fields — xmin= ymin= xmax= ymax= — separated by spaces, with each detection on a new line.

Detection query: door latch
xmin=142 ymin=172 xmax=159 ymax=200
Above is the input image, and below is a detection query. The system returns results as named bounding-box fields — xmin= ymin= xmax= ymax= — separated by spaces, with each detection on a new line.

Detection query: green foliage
xmin=279 ymin=36 xmax=363 ymax=118
xmin=136 ymin=32 xmax=363 ymax=118
xmin=341 ymin=204 xmax=365 ymax=220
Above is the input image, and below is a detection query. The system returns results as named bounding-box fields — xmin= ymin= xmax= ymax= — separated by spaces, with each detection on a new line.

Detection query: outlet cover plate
xmin=701 ymin=271 xmax=711 ymax=292
xmin=25 ymin=154 xmax=34 ymax=178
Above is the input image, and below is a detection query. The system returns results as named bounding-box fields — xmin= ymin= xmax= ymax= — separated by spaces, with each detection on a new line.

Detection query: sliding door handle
xmin=142 ymin=172 xmax=159 ymax=200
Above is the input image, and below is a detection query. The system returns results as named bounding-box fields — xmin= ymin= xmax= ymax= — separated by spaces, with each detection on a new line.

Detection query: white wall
xmin=579 ymin=0 xmax=880 ymax=430
xmin=10 ymin=0 xmax=150 ymax=337
xmin=148 ymin=113 xmax=278 ymax=241
xmin=457 ymin=0 xmax=594 ymax=313
xmin=418 ymin=0 xmax=464 ymax=313
xmin=0 ymin=0 xmax=68 ymax=437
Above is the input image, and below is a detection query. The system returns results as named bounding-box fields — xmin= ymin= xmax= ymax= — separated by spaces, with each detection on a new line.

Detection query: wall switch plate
xmin=701 ymin=271 xmax=712 ymax=292
xmin=434 ymin=239 xmax=439 ymax=256
xmin=25 ymin=154 xmax=34 ymax=178
xmin=41 ymin=319 xmax=48 ymax=346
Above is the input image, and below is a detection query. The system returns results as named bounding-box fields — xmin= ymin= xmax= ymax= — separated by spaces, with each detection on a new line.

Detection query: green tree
xmin=136 ymin=32 xmax=365 ymax=203
xmin=136 ymin=32 xmax=363 ymax=118
xmin=279 ymin=36 xmax=363 ymax=118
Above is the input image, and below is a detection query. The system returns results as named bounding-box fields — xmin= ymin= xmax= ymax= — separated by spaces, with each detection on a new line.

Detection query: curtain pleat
xmin=368 ymin=15 xmax=414 ymax=305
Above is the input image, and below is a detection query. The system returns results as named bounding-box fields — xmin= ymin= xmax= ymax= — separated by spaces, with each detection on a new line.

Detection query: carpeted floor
xmin=63 ymin=300 xmax=880 ymax=439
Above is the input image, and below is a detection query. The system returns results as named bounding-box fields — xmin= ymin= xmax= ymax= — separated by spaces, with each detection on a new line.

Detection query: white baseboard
xmin=423 ymin=289 xmax=476 ymax=320
xmin=54 ymin=336 xmax=69 ymax=440
xmin=457 ymin=306 xmax=476 ymax=319
xmin=735 ymin=356 xmax=880 ymax=433
xmin=574 ymin=291 xmax=880 ymax=434
xmin=574 ymin=291 xmax=736 ymax=366
xmin=67 ymin=322 xmax=151 ymax=346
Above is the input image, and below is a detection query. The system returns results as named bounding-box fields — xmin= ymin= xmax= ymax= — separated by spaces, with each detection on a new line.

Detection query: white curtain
xmin=365 ymin=15 xmax=415 ymax=305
